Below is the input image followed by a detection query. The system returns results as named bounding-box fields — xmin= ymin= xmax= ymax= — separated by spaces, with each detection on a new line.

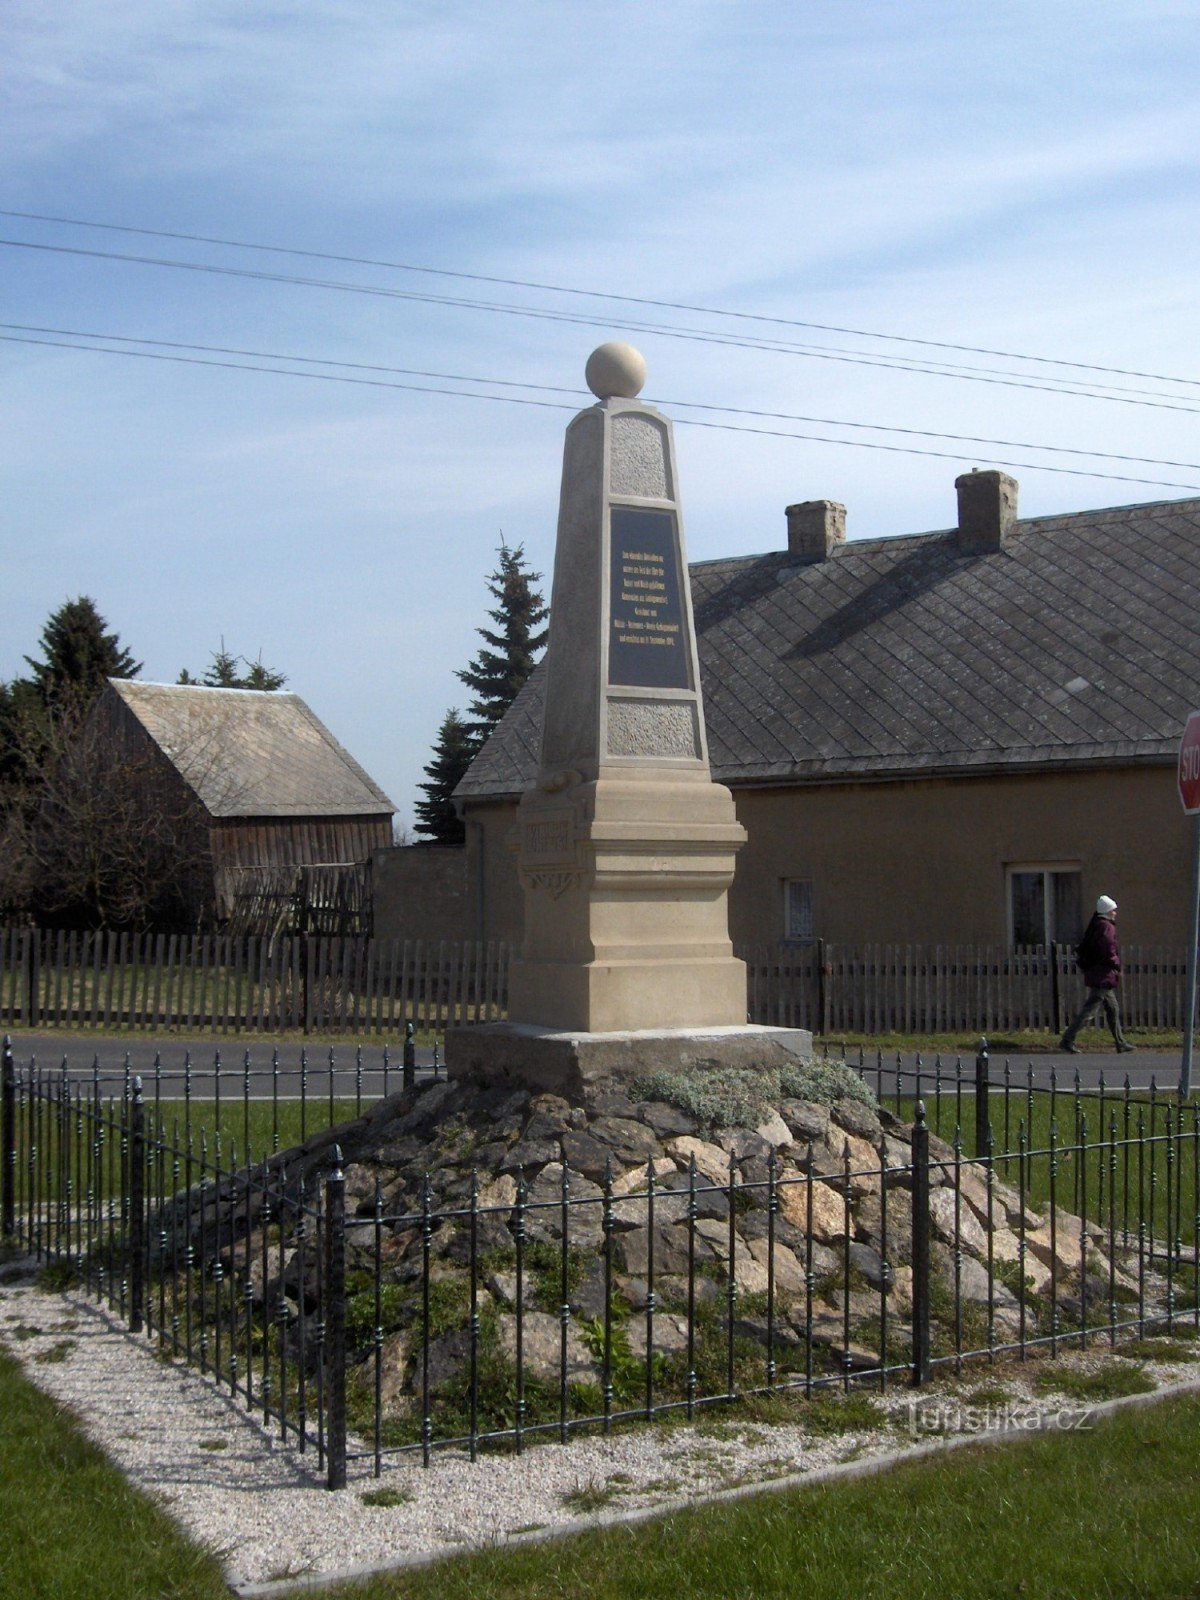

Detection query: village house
xmin=452 ymin=473 xmax=1200 ymax=955
xmin=94 ymin=679 xmax=394 ymax=929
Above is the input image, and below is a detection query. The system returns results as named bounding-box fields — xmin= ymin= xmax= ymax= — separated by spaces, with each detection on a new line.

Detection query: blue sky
xmin=3 ymin=2 xmax=1199 ymax=831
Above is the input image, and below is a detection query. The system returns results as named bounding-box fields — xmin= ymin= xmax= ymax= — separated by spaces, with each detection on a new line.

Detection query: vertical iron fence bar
xmin=910 ymin=1103 xmax=931 ymax=1386
xmin=198 ymin=1136 xmax=209 ymax=1374
xmin=301 ymin=1048 xmax=309 ymax=1145
xmin=1072 ymin=1073 xmax=1082 ymax=1216
xmin=952 ymin=1126 xmax=963 ymax=1374
xmin=728 ymin=1159 xmax=739 ymax=1399
xmin=804 ymin=1152 xmax=814 ymax=1397
xmin=1171 ymin=1107 xmax=1177 ymax=1331
xmin=129 ymin=1078 xmax=145 ymax=1334
xmin=243 ymin=1153 xmax=255 ymax=1408
xmin=156 ymin=1108 xmax=167 ymax=1343
xmin=1148 ymin=1078 xmax=1159 ymax=1253
xmin=840 ymin=1142 xmax=852 ymax=1394
xmin=356 ymin=1046 xmax=363 ymax=1120
xmin=260 ymin=1163 xmax=272 ymax=1428
xmin=1137 ymin=1108 xmax=1146 ymax=1336
xmin=559 ymin=1162 xmax=570 ymax=1443
xmin=686 ymin=1155 xmax=697 ymax=1419
xmin=243 ymin=1051 xmax=251 ymax=1166
xmin=1003 ymin=1061 xmax=1012 ymax=1174
xmin=373 ymin=1177 xmax=383 ymax=1476
xmin=328 ymin=1048 xmax=336 ymax=1131
xmin=645 ymin=1161 xmax=657 ymax=1421
xmin=878 ymin=1136 xmax=889 ymax=1390
xmin=1107 ymin=1115 xmax=1118 ymax=1346
xmin=313 ymin=1177 xmax=326 ymax=1475
xmin=300 ymin=1171 xmax=315 ymax=1459
xmin=603 ymin=1159 xmax=615 ymax=1431
xmin=469 ymin=1171 xmax=479 ymax=1462
xmin=1018 ymin=1121 xmax=1028 ymax=1360
xmin=1049 ymin=1120 xmax=1059 ymax=1357
xmin=421 ymin=1172 xmax=433 ymax=1465
xmin=1122 ymin=1077 xmax=1132 ymax=1247
xmin=984 ymin=1126 xmax=995 ymax=1363
xmin=213 ymin=1136 xmax=224 ymax=1385
xmin=974 ymin=1038 xmax=989 ymax=1161
xmin=271 ymin=1049 xmax=280 ymax=1153
xmin=1079 ymin=1116 xmax=1089 ymax=1350
xmin=324 ymin=1146 xmax=347 ymax=1490
xmin=2 ymin=1035 xmax=14 ymax=1237
xmin=766 ymin=1150 xmax=777 ymax=1391
xmin=171 ymin=1125 xmax=181 ymax=1356
xmin=403 ymin=1023 xmax=416 ymax=1093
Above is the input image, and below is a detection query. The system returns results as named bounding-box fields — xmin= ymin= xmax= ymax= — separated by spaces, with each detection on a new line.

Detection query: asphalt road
xmin=1 ymin=1030 xmax=1189 ymax=1099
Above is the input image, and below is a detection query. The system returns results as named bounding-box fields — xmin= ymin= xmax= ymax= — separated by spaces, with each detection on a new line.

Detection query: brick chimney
xmin=786 ymin=499 xmax=846 ymax=561
xmin=955 ymin=470 xmax=1018 ymax=553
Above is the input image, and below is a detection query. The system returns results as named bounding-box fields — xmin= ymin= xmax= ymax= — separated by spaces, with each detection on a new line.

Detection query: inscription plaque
xmin=608 ymin=506 xmax=690 ymax=690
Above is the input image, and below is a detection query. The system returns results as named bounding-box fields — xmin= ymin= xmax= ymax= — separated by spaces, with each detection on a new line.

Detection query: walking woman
xmin=1059 ymin=895 xmax=1135 ymax=1054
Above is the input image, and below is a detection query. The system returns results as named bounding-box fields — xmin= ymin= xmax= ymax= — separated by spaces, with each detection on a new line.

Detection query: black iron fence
xmin=2 ymin=1035 xmax=1197 ymax=1490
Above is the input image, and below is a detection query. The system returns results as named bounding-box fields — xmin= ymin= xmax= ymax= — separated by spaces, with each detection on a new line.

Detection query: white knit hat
xmin=1097 ymin=895 xmax=1118 ymax=915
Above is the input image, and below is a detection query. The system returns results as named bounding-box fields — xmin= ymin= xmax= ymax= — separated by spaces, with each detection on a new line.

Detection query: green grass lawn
xmin=335 ymin=1390 xmax=1200 ymax=1600
xmin=0 ymin=1345 xmax=229 ymax=1600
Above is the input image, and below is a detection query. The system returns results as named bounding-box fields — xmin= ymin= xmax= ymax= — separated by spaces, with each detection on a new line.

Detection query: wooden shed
xmin=97 ymin=680 xmax=395 ymax=928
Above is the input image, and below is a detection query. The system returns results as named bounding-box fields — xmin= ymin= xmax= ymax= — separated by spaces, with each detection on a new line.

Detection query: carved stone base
xmin=510 ymin=773 xmax=748 ymax=1033
xmin=445 ymin=1022 xmax=814 ymax=1101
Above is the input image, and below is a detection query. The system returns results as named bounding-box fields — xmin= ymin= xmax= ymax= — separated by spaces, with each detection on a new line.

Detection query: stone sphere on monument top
xmin=585 ymin=341 xmax=647 ymax=400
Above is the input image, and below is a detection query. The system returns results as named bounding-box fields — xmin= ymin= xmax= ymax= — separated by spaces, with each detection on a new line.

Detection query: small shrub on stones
xmin=632 ymin=1060 xmax=876 ymax=1131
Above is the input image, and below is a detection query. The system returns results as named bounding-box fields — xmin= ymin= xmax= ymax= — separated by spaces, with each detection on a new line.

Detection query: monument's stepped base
xmin=445 ymin=1022 xmax=813 ymax=1099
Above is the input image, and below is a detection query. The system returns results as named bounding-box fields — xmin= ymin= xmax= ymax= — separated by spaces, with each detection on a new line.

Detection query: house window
xmin=1007 ymin=866 xmax=1082 ymax=948
xmin=784 ymin=879 xmax=815 ymax=942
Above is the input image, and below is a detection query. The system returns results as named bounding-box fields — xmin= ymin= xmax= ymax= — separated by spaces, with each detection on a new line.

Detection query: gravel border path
xmin=4 ymin=1262 xmax=1200 ymax=1596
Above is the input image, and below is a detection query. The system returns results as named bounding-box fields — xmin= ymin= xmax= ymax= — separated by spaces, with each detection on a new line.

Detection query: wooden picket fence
xmin=740 ymin=941 xmax=1192 ymax=1035
xmin=0 ymin=927 xmax=509 ymax=1035
xmin=0 ymin=927 xmax=1190 ymax=1036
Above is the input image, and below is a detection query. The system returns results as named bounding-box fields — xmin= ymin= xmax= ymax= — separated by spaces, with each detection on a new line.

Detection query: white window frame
xmin=783 ymin=878 xmax=815 ymax=943
xmin=1005 ymin=863 xmax=1082 ymax=948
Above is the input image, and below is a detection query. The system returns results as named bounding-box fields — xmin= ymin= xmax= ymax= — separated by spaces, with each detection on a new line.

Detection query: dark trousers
xmin=1062 ymin=985 xmax=1129 ymax=1048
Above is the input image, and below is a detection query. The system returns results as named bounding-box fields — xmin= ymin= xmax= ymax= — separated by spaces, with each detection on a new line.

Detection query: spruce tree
xmin=24 ymin=597 xmax=140 ymax=710
xmin=413 ymin=710 xmax=475 ymax=844
xmin=456 ymin=542 xmax=548 ymax=746
xmin=178 ymin=645 xmax=287 ymax=690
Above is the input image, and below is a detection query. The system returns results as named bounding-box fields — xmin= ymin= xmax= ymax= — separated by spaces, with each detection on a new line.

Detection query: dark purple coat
xmin=1077 ymin=913 xmax=1121 ymax=989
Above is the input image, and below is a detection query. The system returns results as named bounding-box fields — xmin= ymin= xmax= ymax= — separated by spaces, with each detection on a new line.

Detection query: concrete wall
xmin=372 ymin=845 xmax=470 ymax=942
xmin=462 ymin=762 xmax=1188 ymax=951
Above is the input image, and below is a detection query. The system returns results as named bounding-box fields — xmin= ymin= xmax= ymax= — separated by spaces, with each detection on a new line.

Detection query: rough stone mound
xmin=167 ymin=1064 xmax=1117 ymax=1431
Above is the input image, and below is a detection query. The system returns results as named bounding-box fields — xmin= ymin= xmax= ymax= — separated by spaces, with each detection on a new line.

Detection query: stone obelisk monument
xmin=450 ymin=343 xmax=810 ymax=1093
xmin=508 ymin=341 xmax=747 ymax=1032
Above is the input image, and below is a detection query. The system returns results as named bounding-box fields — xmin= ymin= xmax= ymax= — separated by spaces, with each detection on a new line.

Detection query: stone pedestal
xmin=447 ymin=1022 xmax=813 ymax=1101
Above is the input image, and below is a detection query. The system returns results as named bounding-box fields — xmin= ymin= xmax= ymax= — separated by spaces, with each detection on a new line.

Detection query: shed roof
xmin=106 ymin=680 xmax=394 ymax=819
xmin=456 ymin=493 xmax=1200 ymax=800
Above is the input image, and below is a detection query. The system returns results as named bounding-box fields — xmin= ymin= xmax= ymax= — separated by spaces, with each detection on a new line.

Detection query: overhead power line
xmin=5 ymin=329 xmax=1198 ymax=493
xmin=4 ymin=236 xmax=1200 ymax=416
xmin=5 ymin=321 xmax=1199 ymax=473
xmin=4 ymin=206 xmax=1198 ymax=391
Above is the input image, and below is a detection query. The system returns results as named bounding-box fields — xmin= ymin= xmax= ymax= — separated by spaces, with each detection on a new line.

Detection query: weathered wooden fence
xmin=0 ymin=928 xmax=1190 ymax=1036
xmin=0 ymin=928 xmax=509 ymax=1035
xmin=740 ymin=941 xmax=1192 ymax=1034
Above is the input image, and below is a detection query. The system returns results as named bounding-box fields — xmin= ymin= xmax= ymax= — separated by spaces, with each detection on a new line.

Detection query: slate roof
xmin=106 ymin=680 xmax=395 ymax=818
xmin=456 ymin=494 xmax=1200 ymax=800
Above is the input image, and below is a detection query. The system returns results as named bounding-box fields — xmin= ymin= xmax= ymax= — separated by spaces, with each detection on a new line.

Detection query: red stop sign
xmin=1180 ymin=711 xmax=1200 ymax=814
